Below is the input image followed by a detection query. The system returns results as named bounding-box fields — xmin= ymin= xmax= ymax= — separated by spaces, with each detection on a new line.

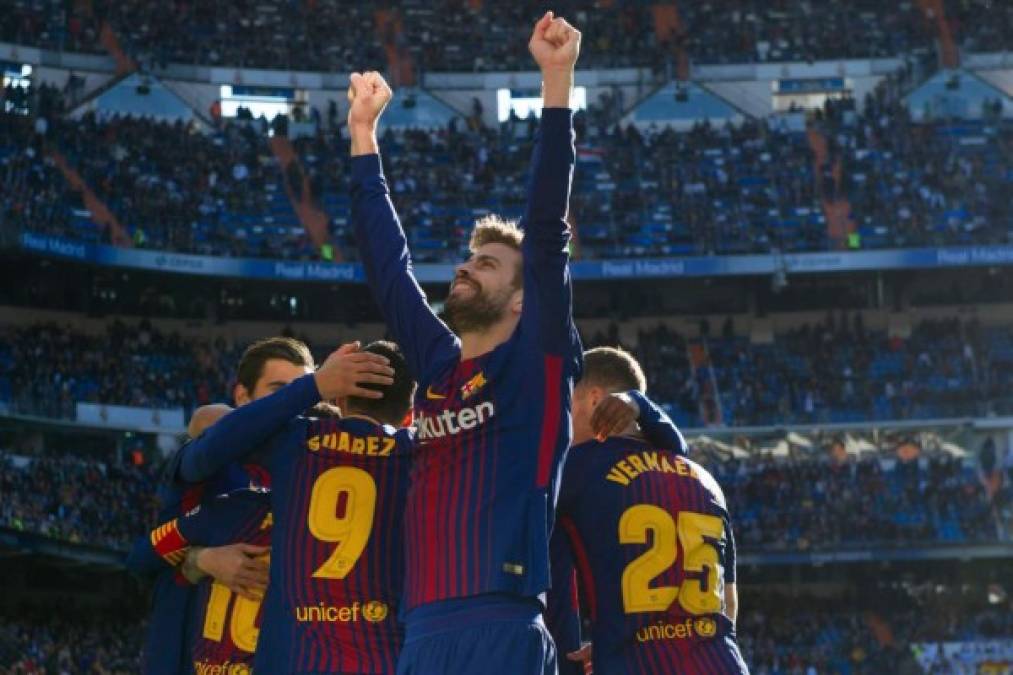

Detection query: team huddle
xmin=129 ymin=14 xmax=749 ymax=675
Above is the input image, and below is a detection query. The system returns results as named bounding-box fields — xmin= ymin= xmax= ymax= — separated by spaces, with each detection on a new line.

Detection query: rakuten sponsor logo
xmin=417 ymin=401 xmax=495 ymax=440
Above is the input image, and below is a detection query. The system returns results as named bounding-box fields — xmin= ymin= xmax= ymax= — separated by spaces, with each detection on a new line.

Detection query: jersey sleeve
xmin=124 ymin=515 xmax=194 ymax=581
xmin=546 ymin=527 xmax=584 ymax=675
xmin=519 ymin=108 xmax=583 ymax=371
xmin=628 ymin=391 xmax=688 ymax=456
xmin=351 ymin=153 xmax=460 ymax=383
xmin=128 ymin=489 xmax=272 ymax=581
xmin=177 ymin=374 xmax=320 ymax=483
xmin=125 ymin=531 xmax=179 ymax=579
xmin=724 ymin=516 xmax=737 ymax=584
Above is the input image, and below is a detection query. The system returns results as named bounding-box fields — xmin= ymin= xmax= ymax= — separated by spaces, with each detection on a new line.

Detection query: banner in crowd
xmin=21 ymin=232 xmax=1013 ymax=283
xmin=76 ymin=402 xmax=185 ymax=433
xmin=912 ymin=640 xmax=1013 ymax=674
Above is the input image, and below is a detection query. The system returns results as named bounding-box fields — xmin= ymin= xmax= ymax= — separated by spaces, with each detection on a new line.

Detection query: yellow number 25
xmin=619 ymin=505 xmax=724 ymax=616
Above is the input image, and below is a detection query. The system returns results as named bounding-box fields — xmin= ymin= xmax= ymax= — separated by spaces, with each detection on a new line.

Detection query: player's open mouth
xmin=452 ymin=279 xmax=479 ymax=294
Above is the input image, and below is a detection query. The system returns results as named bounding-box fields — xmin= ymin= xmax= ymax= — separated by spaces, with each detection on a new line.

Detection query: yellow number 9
xmin=307 ymin=466 xmax=377 ymax=579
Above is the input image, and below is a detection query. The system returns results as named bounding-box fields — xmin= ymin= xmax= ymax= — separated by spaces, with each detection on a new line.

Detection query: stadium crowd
xmin=2 ymin=315 xmax=1010 ymax=427
xmin=0 ymin=320 xmax=239 ymax=418
xmin=711 ymin=451 xmax=1003 ymax=549
xmin=1 ymin=426 xmax=1006 ymax=557
xmin=3 ymin=0 xmax=1012 ymax=72
xmin=740 ymin=588 xmax=1013 ymax=674
xmin=0 ymin=610 xmax=142 ymax=673
xmin=4 ymin=76 xmax=1012 ymax=263
xmin=0 ymin=450 xmax=160 ymax=551
xmin=596 ymin=315 xmax=1012 ymax=427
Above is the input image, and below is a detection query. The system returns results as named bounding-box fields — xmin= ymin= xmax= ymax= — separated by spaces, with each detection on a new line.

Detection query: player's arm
xmin=628 ymin=391 xmax=687 ymax=455
xmin=521 ymin=13 xmax=582 ymax=360
xmin=724 ymin=517 xmax=738 ymax=623
xmin=150 ymin=491 xmax=271 ymax=599
xmin=725 ymin=583 xmax=738 ymax=624
xmin=546 ymin=526 xmax=588 ymax=675
xmin=589 ymin=391 xmax=687 ymax=455
xmin=177 ymin=348 xmax=392 ymax=483
xmin=347 ymin=71 xmax=458 ymax=382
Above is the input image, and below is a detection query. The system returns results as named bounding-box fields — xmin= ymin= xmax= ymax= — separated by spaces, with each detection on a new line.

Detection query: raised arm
xmin=347 ymin=72 xmax=459 ymax=383
xmin=521 ymin=14 xmax=583 ymax=362
xmin=177 ymin=348 xmax=393 ymax=482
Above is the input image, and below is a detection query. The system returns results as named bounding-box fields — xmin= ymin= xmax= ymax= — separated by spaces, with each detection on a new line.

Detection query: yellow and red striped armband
xmin=149 ymin=518 xmax=190 ymax=567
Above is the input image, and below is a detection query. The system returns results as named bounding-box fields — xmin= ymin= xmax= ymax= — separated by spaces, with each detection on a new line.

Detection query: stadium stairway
xmin=916 ymin=0 xmax=960 ymax=68
xmin=48 ymin=150 xmax=131 ymax=247
xmin=375 ymin=9 xmax=416 ymax=87
xmin=268 ymin=137 xmax=341 ymax=261
xmin=806 ymin=128 xmax=856 ymax=249
xmin=652 ymin=4 xmax=689 ymax=80
xmin=98 ymin=21 xmax=137 ymax=75
xmin=687 ymin=340 xmax=724 ymax=426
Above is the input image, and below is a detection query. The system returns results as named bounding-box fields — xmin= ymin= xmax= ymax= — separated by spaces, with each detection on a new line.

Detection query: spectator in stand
xmin=0 ymin=451 xmax=160 ymax=551
xmin=0 ymin=610 xmax=142 ymax=671
xmin=3 ymin=1 xmax=1011 ymax=72
xmin=1 ymin=314 xmax=1011 ymax=426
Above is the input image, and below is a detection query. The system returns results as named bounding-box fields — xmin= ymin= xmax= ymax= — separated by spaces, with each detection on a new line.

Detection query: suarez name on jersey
xmin=556 ymin=438 xmax=749 ymax=675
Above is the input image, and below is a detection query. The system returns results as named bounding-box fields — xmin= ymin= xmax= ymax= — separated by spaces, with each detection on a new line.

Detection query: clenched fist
xmin=529 ymin=11 xmax=581 ymax=72
xmin=347 ymin=71 xmax=393 ymax=129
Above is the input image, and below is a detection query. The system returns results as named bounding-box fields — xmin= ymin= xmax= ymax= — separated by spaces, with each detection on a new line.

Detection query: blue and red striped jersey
xmin=253 ymin=416 xmax=413 ymax=673
xmin=353 ymin=107 xmax=583 ymax=610
xmin=133 ymin=450 xmax=253 ymax=675
xmin=143 ymin=489 xmax=272 ymax=673
xmin=556 ymin=438 xmax=748 ymax=674
xmin=170 ymin=376 xmax=414 ymax=672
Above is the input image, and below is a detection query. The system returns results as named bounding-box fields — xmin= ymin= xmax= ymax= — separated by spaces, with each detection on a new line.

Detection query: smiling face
xmin=445 ymin=229 xmax=524 ymax=335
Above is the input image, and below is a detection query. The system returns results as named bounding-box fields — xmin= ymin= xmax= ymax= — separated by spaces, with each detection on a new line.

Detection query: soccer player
xmin=174 ymin=341 xmax=415 ymax=672
xmin=134 ymin=336 xmax=388 ymax=674
xmin=130 ymin=488 xmax=273 ymax=673
xmin=553 ymin=347 xmax=748 ymax=674
xmin=547 ymin=368 xmax=690 ymax=675
xmin=348 ymin=12 xmax=583 ymax=674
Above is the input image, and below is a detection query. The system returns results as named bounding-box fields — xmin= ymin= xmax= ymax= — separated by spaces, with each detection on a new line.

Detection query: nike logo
xmin=425 ymin=386 xmax=447 ymax=400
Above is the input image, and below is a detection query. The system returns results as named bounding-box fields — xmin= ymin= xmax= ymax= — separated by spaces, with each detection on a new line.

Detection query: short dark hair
xmin=345 ymin=340 xmax=416 ymax=425
xmin=236 ymin=337 xmax=314 ymax=393
xmin=580 ymin=346 xmax=647 ymax=394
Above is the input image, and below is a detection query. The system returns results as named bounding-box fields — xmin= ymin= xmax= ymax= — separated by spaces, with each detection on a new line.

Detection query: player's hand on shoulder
xmin=347 ymin=71 xmax=393 ymax=129
xmin=528 ymin=11 xmax=581 ymax=72
xmin=590 ymin=392 xmax=638 ymax=442
xmin=193 ymin=543 xmax=270 ymax=600
xmin=314 ymin=341 xmax=395 ymax=400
